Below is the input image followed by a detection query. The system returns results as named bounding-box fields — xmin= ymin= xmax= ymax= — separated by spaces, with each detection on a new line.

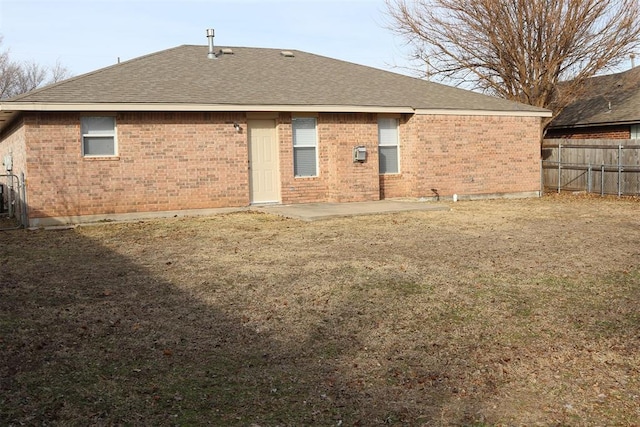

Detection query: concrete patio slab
xmin=252 ymin=199 xmax=449 ymax=221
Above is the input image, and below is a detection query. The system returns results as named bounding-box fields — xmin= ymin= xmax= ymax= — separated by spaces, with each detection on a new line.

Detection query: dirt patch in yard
xmin=1 ymin=194 xmax=639 ymax=425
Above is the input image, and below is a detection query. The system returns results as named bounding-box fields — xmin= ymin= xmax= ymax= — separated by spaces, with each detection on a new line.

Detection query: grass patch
xmin=1 ymin=195 xmax=640 ymax=425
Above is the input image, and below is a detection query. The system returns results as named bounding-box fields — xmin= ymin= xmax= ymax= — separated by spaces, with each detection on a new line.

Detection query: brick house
xmin=546 ymin=67 xmax=640 ymax=139
xmin=0 ymin=41 xmax=550 ymax=227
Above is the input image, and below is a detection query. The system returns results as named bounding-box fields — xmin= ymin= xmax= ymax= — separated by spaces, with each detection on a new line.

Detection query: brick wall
xmin=278 ymin=112 xmax=541 ymax=202
xmin=322 ymin=113 xmax=379 ymax=203
xmin=379 ymin=115 xmax=414 ymax=198
xmin=545 ymin=125 xmax=631 ymax=139
xmin=279 ymin=113 xmax=380 ymax=204
xmin=278 ymin=113 xmax=328 ymax=204
xmin=12 ymin=110 xmax=542 ymax=224
xmin=0 ymin=118 xmax=27 ymax=177
xmin=22 ymin=112 xmax=249 ymax=221
xmin=393 ymin=114 xmax=542 ymax=198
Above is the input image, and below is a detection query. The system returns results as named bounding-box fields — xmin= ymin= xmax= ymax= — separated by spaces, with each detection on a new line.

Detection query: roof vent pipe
xmin=206 ymin=29 xmax=216 ymax=59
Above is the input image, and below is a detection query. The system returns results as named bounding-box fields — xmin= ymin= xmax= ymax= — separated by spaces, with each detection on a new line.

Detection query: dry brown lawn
xmin=1 ymin=194 xmax=639 ymax=426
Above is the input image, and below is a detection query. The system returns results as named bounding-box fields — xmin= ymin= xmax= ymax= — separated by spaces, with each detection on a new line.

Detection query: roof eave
xmin=548 ymin=119 xmax=640 ymax=130
xmin=1 ymin=102 xmax=415 ymax=114
xmin=0 ymin=102 xmax=551 ymax=133
xmin=3 ymin=103 xmax=554 ymax=117
xmin=414 ymin=108 xmax=551 ymax=118
xmin=0 ymin=110 xmax=20 ymax=132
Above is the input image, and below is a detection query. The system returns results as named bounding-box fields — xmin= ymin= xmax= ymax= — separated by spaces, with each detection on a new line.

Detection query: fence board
xmin=542 ymin=139 xmax=640 ymax=195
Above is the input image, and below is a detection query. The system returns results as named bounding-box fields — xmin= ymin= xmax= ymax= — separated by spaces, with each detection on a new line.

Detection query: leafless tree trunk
xmin=385 ymin=0 xmax=640 ymax=126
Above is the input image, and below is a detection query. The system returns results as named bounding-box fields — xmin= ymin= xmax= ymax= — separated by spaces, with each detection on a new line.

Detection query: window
xmin=81 ymin=116 xmax=116 ymax=156
xmin=378 ymin=118 xmax=399 ymax=174
xmin=292 ymin=117 xmax=317 ymax=177
xmin=631 ymin=125 xmax=640 ymax=139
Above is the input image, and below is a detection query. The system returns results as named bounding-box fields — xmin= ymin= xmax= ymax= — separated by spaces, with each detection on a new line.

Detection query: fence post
xmin=618 ymin=145 xmax=623 ymax=197
xmin=539 ymin=158 xmax=543 ymax=196
xmin=601 ymin=164 xmax=605 ymax=196
xmin=587 ymin=164 xmax=592 ymax=193
xmin=557 ymin=144 xmax=562 ymax=193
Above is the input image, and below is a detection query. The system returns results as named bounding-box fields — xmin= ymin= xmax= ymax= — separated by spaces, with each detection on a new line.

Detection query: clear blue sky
xmin=0 ymin=0 xmax=415 ymax=78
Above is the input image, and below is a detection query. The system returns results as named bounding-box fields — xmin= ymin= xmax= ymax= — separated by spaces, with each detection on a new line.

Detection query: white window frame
xmin=292 ymin=117 xmax=318 ymax=177
xmin=378 ymin=117 xmax=400 ymax=174
xmin=81 ymin=116 xmax=117 ymax=157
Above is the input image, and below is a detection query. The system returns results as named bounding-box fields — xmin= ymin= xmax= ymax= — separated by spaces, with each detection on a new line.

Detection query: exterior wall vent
xmin=281 ymin=51 xmax=295 ymax=58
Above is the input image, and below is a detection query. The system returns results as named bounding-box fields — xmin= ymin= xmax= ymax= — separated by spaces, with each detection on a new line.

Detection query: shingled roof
xmin=549 ymin=66 xmax=640 ymax=129
xmin=0 ymin=45 xmax=549 ymax=128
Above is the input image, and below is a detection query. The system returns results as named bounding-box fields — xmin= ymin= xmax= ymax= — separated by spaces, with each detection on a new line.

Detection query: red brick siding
xmin=280 ymin=113 xmax=541 ymax=202
xmin=322 ymin=113 xmax=379 ymax=203
xmin=278 ymin=113 xmax=328 ymax=203
xmin=23 ymin=112 xmax=249 ymax=219
xmin=0 ymin=117 xmax=27 ymax=178
xmin=11 ymin=110 xmax=543 ymax=223
xmin=379 ymin=115 xmax=414 ymax=198
xmin=387 ymin=114 xmax=542 ymax=198
xmin=545 ymin=125 xmax=631 ymax=139
xmin=279 ymin=113 xmax=380 ymax=204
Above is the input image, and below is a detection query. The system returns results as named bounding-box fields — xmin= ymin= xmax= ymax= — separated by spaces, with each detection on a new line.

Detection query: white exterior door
xmin=248 ymin=119 xmax=280 ymax=204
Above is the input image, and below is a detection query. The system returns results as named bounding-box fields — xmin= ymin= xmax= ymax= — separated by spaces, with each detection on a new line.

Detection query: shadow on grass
xmin=0 ymin=226 xmax=491 ymax=426
xmin=1 ymin=211 xmax=639 ymax=425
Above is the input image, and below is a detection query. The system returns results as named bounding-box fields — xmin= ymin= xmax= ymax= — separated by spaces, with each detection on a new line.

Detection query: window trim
xmin=292 ymin=116 xmax=319 ymax=177
xmin=81 ymin=115 xmax=118 ymax=158
xmin=378 ymin=117 xmax=400 ymax=175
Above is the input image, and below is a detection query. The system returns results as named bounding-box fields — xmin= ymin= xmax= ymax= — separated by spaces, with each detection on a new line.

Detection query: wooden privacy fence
xmin=542 ymin=139 xmax=640 ymax=196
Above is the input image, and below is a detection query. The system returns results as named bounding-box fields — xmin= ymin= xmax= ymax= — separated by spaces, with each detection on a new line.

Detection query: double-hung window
xmin=292 ymin=117 xmax=318 ymax=177
xmin=81 ymin=116 xmax=117 ymax=157
xmin=378 ymin=118 xmax=399 ymax=174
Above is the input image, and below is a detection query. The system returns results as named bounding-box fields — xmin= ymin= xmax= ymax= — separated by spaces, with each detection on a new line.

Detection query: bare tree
xmin=385 ymin=0 xmax=640 ymax=124
xmin=14 ymin=60 xmax=48 ymax=95
xmin=0 ymin=37 xmax=20 ymax=99
xmin=49 ymin=59 xmax=71 ymax=84
xmin=0 ymin=36 xmax=72 ymax=99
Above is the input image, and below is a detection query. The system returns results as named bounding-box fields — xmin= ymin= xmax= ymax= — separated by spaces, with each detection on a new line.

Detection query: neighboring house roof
xmin=549 ymin=66 xmax=640 ymax=129
xmin=0 ymin=45 xmax=549 ymax=129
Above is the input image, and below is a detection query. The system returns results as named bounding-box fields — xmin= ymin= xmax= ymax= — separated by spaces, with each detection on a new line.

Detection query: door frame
xmin=247 ymin=118 xmax=281 ymax=204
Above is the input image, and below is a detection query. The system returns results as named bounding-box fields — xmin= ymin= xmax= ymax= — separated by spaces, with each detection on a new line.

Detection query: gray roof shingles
xmin=6 ymin=45 xmax=548 ymax=113
xmin=550 ymin=67 xmax=640 ymax=128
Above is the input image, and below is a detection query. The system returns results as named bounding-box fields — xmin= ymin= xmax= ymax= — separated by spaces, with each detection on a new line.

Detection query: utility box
xmin=353 ymin=146 xmax=367 ymax=163
xmin=3 ymin=154 xmax=12 ymax=172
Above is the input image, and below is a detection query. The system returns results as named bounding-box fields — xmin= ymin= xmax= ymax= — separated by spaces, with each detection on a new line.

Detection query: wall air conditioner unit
xmin=353 ymin=146 xmax=367 ymax=163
